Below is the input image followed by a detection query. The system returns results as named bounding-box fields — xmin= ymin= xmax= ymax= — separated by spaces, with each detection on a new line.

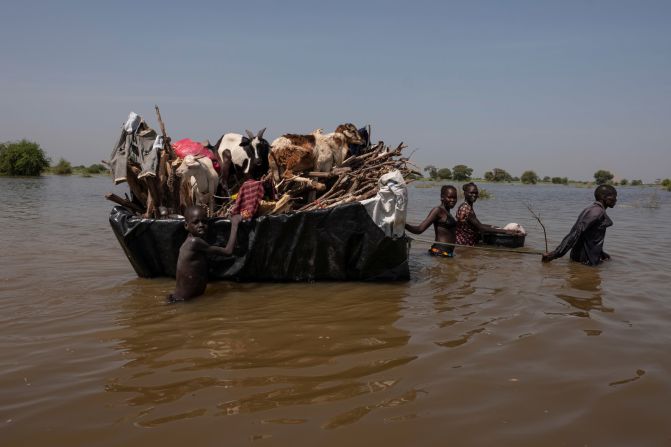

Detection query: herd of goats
xmin=105 ymin=107 xmax=420 ymax=219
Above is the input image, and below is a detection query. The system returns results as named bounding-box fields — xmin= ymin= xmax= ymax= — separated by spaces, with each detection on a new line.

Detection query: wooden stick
xmin=154 ymin=105 xmax=174 ymax=158
xmin=105 ymin=193 xmax=144 ymax=213
xmin=409 ymin=235 xmax=544 ymax=255
xmin=524 ymin=201 xmax=548 ymax=252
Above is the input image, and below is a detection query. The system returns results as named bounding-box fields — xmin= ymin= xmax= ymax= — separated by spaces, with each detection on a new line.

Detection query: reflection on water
xmin=106 ymin=282 xmax=413 ymax=429
xmin=2 ymin=176 xmax=671 ymax=446
xmin=552 ymin=265 xmax=613 ymax=317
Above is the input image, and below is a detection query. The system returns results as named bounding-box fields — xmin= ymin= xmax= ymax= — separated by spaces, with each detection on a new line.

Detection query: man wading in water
xmin=542 ymin=185 xmax=617 ymax=266
xmin=168 ymin=206 xmax=242 ymax=302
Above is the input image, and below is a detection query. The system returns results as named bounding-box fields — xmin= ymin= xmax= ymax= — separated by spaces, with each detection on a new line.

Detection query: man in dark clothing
xmin=542 ymin=185 xmax=617 ymax=266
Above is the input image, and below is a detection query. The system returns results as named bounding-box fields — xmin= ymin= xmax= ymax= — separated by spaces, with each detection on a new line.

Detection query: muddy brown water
xmin=1 ymin=176 xmax=670 ymax=447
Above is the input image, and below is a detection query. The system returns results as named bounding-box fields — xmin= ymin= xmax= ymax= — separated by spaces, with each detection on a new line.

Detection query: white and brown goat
xmin=268 ymin=123 xmax=365 ymax=181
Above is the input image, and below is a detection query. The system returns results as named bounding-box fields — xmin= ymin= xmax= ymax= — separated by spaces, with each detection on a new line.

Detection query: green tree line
xmin=421 ymin=164 xmax=653 ymax=187
xmin=1 ymin=139 xmax=107 ymax=176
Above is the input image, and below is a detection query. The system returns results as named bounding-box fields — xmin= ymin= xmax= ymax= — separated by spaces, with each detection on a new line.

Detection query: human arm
xmin=203 ymin=214 xmax=242 ymax=256
xmin=405 ymin=207 xmax=441 ymax=234
xmin=542 ymin=205 xmax=604 ymax=262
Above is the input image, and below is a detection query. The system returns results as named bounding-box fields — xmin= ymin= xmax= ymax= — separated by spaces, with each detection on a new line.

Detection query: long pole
xmin=409 ymin=235 xmax=544 ymax=256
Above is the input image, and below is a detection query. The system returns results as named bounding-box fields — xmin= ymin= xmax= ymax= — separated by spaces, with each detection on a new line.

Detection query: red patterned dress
xmin=455 ymin=202 xmax=479 ymax=246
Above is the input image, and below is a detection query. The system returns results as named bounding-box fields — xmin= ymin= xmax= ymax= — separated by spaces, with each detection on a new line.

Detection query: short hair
xmin=462 ymin=182 xmax=477 ymax=192
xmin=184 ymin=205 xmax=206 ymax=221
xmin=594 ymin=184 xmax=616 ymax=200
xmin=441 ymin=185 xmax=457 ymax=195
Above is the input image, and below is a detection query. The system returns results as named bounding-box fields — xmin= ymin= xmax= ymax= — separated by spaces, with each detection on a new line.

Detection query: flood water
xmin=1 ymin=175 xmax=670 ymax=447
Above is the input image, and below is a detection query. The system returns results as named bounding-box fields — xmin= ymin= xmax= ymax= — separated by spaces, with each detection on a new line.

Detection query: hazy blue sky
xmin=1 ymin=0 xmax=670 ymax=181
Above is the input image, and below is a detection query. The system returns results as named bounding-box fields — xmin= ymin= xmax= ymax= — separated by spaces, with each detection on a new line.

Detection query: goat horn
xmin=245 ymin=129 xmax=255 ymax=140
xmin=257 ymin=127 xmax=266 ymax=139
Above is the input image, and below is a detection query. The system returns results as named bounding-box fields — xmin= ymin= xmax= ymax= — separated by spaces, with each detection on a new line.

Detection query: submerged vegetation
xmin=52 ymin=158 xmax=73 ymax=175
xmin=49 ymin=160 xmax=108 ymax=176
xmin=0 ymin=140 xmax=50 ymax=176
xmin=0 ymin=140 xmax=107 ymax=178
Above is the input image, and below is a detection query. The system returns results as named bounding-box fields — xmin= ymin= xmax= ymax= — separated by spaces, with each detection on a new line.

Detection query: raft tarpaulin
xmin=109 ymin=203 xmax=410 ymax=281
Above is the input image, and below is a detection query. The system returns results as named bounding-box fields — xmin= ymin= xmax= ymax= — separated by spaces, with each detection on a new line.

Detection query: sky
xmin=1 ymin=0 xmax=670 ymax=182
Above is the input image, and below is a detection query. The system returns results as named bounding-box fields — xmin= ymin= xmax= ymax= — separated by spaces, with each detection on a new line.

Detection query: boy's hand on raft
xmin=542 ymin=252 xmax=554 ymax=263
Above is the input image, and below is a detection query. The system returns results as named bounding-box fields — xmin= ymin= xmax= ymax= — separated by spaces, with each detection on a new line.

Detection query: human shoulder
xmin=456 ymin=202 xmax=473 ymax=219
xmin=584 ymin=202 xmax=606 ymax=218
xmin=431 ymin=205 xmax=447 ymax=217
xmin=184 ymin=235 xmax=210 ymax=251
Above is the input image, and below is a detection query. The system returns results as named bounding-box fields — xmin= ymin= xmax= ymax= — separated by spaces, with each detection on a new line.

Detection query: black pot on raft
xmin=109 ymin=204 xmax=410 ymax=281
xmin=480 ymin=232 xmax=526 ymax=248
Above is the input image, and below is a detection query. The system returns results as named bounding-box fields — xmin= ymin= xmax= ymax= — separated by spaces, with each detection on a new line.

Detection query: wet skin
xmin=405 ymin=188 xmax=458 ymax=249
xmin=170 ymin=208 xmax=241 ymax=302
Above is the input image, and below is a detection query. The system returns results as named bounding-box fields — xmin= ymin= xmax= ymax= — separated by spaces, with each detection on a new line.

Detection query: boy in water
xmin=168 ymin=206 xmax=242 ymax=302
xmin=542 ymin=185 xmax=617 ymax=266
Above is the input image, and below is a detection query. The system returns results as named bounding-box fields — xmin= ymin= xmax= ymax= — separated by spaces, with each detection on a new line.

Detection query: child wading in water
xmin=168 ymin=206 xmax=242 ymax=302
xmin=455 ymin=182 xmax=520 ymax=246
xmin=405 ymin=185 xmax=458 ymax=257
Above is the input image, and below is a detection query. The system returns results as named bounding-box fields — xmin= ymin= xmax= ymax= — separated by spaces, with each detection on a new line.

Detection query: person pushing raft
xmin=542 ymin=185 xmax=617 ymax=266
xmin=405 ymin=185 xmax=458 ymax=257
xmin=455 ymin=182 xmax=520 ymax=246
xmin=168 ymin=206 xmax=242 ymax=302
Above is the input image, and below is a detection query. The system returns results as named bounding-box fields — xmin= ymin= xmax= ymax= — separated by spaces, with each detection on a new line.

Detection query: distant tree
xmin=542 ymin=176 xmax=551 ymax=183
xmin=551 ymin=177 xmax=562 ymax=184
xmin=511 ymin=176 xmax=520 ymax=182
xmin=660 ymin=178 xmax=671 ymax=187
xmin=52 ymin=158 xmax=73 ymax=175
xmin=631 ymin=179 xmax=643 ymax=186
xmin=620 ymin=179 xmax=629 ymax=186
xmin=452 ymin=164 xmax=473 ymax=181
xmin=437 ymin=167 xmax=452 ymax=179
xmin=496 ymin=168 xmax=512 ymax=182
xmin=484 ymin=171 xmax=494 ymax=181
xmin=594 ymin=169 xmax=614 ymax=185
xmin=487 ymin=168 xmax=512 ymax=182
xmin=424 ymin=165 xmax=438 ymax=180
xmin=85 ymin=163 xmax=108 ymax=174
xmin=521 ymin=170 xmax=539 ymax=184
xmin=0 ymin=139 xmax=50 ymax=176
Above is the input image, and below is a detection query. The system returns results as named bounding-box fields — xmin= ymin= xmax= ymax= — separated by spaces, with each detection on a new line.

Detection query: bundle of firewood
xmin=287 ymin=142 xmax=418 ymax=212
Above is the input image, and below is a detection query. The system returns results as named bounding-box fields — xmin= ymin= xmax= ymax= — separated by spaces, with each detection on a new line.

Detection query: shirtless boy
xmin=168 ymin=206 xmax=242 ymax=302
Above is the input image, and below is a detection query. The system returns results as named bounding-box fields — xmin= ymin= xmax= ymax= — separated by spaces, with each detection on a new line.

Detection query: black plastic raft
xmin=109 ymin=204 xmax=410 ymax=281
xmin=480 ymin=232 xmax=525 ymax=248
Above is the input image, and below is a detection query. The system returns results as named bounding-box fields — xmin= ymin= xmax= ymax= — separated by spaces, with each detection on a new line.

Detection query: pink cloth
xmin=173 ymin=138 xmax=220 ymax=173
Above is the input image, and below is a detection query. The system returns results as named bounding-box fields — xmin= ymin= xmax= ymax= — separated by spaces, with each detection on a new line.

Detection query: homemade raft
xmin=106 ymin=109 xmax=418 ymax=281
xmin=110 ymin=171 xmax=410 ymax=281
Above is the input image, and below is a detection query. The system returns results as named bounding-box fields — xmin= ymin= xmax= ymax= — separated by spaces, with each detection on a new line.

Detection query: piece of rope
xmin=408 ymin=235 xmax=544 ymax=256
